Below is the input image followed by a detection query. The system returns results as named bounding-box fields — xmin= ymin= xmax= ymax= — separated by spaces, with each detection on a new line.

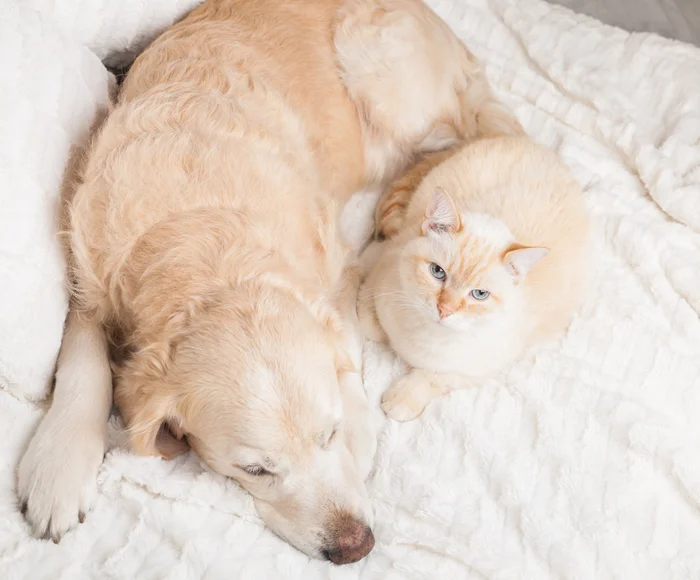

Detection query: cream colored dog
xmin=16 ymin=0 xmax=520 ymax=564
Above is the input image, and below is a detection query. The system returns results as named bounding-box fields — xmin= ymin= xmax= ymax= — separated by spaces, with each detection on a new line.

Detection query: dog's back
xmin=71 ymin=0 xmax=368 ymax=328
xmin=121 ymin=0 xmax=366 ymax=198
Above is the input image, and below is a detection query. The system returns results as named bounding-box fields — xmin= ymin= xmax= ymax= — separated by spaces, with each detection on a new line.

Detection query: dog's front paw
xmin=17 ymin=414 xmax=105 ymax=542
xmin=339 ymin=370 xmax=377 ymax=481
xmin=380 ymin=371 xmax=436 ymax=422
xmin=344 ymin=411 xmax=377 ymax=481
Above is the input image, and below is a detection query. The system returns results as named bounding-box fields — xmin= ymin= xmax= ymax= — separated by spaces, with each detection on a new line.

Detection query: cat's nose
xmin=438 ymin=302 xmax=454 ymax=318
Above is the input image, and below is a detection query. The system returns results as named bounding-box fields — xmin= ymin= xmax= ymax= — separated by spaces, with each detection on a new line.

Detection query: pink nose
xmin=438 ymin=302 xmax=455 ymax=319
xmin=323 ymin=515 xmax=375 ymax=565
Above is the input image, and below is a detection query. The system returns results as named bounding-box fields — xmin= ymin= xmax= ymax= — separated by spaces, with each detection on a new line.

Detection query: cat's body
xmin=361 ymin=135 xmax=591 ymax=420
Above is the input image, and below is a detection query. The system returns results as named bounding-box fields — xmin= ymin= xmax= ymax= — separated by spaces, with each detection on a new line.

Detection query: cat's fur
xmin=360 ymin=135 xmax=591 ymax=421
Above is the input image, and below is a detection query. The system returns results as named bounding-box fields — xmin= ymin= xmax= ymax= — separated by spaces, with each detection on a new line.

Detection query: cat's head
xmin=395 ymin=187 xmax=548 ymax=330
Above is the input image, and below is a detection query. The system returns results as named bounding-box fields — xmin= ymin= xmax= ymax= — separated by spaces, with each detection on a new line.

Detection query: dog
xmin=17 ymin=0 xmax=521 ymax=564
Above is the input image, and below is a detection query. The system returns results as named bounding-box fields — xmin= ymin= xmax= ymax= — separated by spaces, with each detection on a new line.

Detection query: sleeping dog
xmin=17 ymin=0 xmax=520 ymax=564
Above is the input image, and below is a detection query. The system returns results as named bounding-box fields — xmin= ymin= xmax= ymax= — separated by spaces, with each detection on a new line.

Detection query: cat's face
xmin=395 ymin=188 xmax=548 ymax=331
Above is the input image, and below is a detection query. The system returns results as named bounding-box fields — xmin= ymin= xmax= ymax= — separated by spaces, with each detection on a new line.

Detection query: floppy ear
xmin=421 ymin=187 xmax=461 ymax=235
xmin=503 ymin=246 xmax=549 ymax=280
xmin=124 ymin=392 xmax=190 ymax=459
xmin=115 ymin=347 xmax=190 ymax=460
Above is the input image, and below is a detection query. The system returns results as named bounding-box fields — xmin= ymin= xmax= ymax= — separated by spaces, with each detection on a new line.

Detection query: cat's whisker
xmin=381 ymin=298 xmax=424 ymax=312
xmin=362 ymin=288 xmax=406 ymax=298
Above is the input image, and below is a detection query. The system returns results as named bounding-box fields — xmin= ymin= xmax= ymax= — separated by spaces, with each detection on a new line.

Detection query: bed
xmin=2 ymin=0 xmax=700 ymax=578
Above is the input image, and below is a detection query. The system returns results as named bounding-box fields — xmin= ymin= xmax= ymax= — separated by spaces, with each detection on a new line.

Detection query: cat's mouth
xmin=433 ymin=307 xmax=472 ymax=330
xmin=434 ymin=307 xmax=455 ymax=326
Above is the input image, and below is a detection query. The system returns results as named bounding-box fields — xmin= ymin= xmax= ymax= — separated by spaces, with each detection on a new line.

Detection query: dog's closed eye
xmin=243 ymin=464 xmax=272 ymax=476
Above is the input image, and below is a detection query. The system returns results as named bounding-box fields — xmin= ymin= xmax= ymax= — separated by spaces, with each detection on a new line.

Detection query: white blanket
xmin=2 ymin=0 xmax=700 ymax=578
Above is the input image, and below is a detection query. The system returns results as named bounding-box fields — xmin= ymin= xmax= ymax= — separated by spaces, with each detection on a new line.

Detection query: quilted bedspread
xmin=2 ymin=0 xmax=700 ymax=578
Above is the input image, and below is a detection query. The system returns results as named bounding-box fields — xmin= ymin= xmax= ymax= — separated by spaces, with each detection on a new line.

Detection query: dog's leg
xmin=339 ymin=367 xmax=377 ymax=481
xmin=335 ymin=0 xmax=523 ymax=185
xmin=334 ymin=263 xmax=377 ymax=481
xmin=17 ymin=311 xmax=112 ymax=542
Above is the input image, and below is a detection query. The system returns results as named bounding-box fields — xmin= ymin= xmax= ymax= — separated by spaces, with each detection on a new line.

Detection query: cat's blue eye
xmin=471 ymin=289 xmax=490 ymax=300
xmin=430 ymin=262 xmax=446 ymax=281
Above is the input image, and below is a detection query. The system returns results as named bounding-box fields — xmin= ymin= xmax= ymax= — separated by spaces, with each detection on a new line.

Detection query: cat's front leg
xmin=381 ymin=369 xmax=465 ymax=422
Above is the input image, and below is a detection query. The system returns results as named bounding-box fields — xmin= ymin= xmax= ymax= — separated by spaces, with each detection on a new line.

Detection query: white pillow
xmin=0 ymin=0 xmax=202 ymax=400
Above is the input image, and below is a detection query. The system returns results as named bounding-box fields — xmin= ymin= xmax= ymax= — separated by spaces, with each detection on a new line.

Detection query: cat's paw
xmin=17 ymin=413 xmax=105 ymax=542
xmin=380 ymin=372 xmax=435 ymax=421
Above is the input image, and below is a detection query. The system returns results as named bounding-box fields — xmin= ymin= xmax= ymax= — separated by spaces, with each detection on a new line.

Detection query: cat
xmin=359 ymin=135 xmax=591 ymax=421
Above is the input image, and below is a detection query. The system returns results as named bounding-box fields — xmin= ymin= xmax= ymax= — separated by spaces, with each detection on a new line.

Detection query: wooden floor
xmin=549 ymin=0 xmax=700 ymax=45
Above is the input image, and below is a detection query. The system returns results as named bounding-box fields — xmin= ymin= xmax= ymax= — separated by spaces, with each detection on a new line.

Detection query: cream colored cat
xmin=360 ymin=135 xmax=591 ymax=421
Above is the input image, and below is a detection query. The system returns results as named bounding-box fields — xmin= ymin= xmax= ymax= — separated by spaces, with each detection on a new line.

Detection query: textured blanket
xmin=2 ymin=0 xmax=700 ymax=578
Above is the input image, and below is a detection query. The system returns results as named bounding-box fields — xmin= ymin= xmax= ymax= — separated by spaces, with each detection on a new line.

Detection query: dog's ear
xmin=115 ymin=345 xmax=190 ymax=460
xmin=122 ymin=390 xmax=190 ymax=459
xmin=129 ymin=397 xmax=190 ymax=459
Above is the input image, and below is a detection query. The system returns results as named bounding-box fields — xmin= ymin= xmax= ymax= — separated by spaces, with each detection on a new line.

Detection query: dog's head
xmin=115 ymin=280 xmax=374 ymax=564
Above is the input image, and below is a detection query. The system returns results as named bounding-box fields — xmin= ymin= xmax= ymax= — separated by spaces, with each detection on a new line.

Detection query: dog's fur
xmin=17 ymin=0 xmax=520 ymax=562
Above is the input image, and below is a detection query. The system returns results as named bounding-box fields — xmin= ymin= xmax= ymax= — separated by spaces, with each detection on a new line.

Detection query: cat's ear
xmin=421 ymin=187 xmax=461 ymax=235
xmin=503 ymin=246 xmax=549 ymax=280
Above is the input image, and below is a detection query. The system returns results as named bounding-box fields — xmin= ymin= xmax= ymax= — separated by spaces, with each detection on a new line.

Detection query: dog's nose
xmin=324 ymin=517 xmax=375 ymax=565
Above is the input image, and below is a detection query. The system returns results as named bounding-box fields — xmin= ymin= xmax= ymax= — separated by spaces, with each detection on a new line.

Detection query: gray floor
xmin=549 ymin=0 xmax=700 ymax=45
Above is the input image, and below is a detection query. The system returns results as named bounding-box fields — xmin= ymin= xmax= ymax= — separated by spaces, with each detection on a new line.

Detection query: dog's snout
xmin=324 ymin=513 xmax=374 ymax=565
